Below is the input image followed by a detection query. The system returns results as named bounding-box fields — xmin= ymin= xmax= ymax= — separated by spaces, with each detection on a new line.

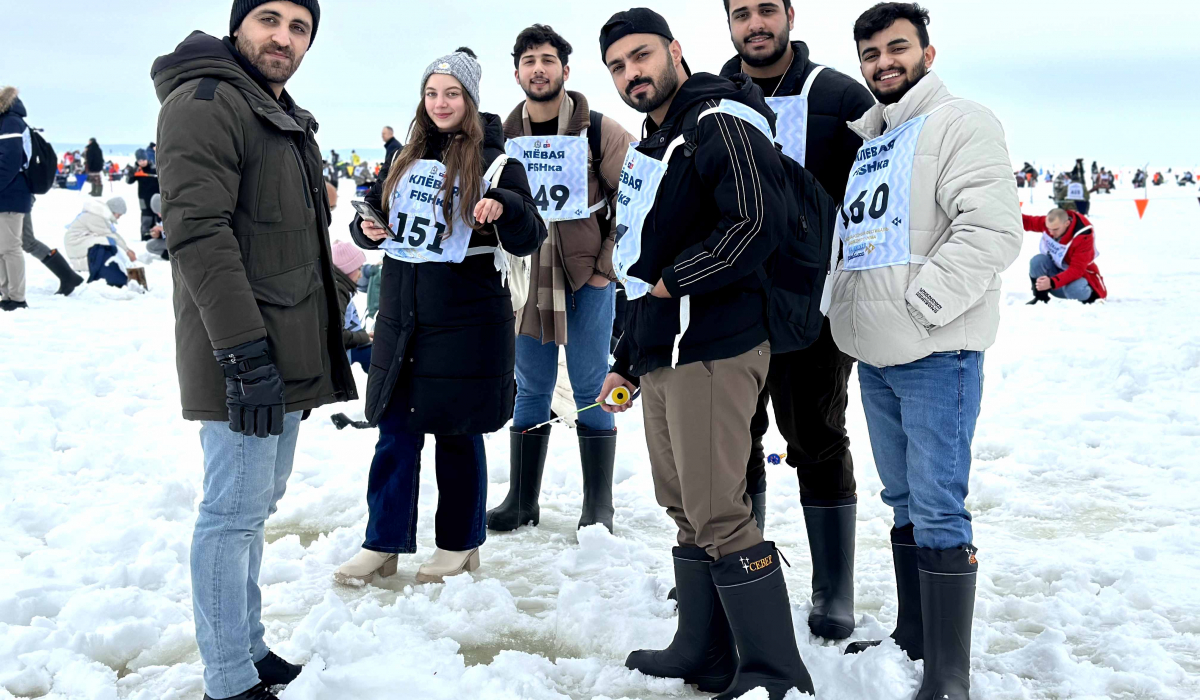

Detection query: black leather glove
xmin=213 ymin=339 xmax=286 ymax=438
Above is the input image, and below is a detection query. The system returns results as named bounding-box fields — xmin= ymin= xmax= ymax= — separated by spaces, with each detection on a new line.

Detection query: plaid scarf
xmin=515 ymin=95 xmax=575 ymax=346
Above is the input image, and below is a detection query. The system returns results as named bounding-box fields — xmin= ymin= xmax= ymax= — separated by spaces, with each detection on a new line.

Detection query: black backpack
xmin=587 ymin=110 xmax=614 ymax=236
xmin=678 ymin=104 xmax=838 ymax=354
xmin=24 ymin=127 xmax=58 ymax=195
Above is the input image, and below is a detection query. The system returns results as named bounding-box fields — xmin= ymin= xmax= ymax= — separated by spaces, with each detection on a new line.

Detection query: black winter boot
xmin=846 ymin=524 xmax=923 ymax=659
xmin=915 ymin=545 xmax=978 ymax=700
xmin=1026 ymin=277 xmax=1051 ymax=305
xmin=486 ymin=426 xmax=550 ymax=531
xmin=577 ymin=427 xmax=616 ymax=532
xmin=1081 ymin=288 xmax=1100 ymax=304
xmin=41 ymin=250 xmax=83 ymax=296
xmin=712 ymin=541 xmax=815 ymax=700
xmin=203 ymin=682 xmax=278 ymax=700
xmin=254 ymin=651 xmax=302 ymax=688
xmin=1 ymin=300 xmax=29 ymax=311
xmin=804 ymin=499 xmax=857 ymax=640
xmin=750 ymin=491 xmax=767 ymax=535
xmin=626 ymin=547 xmax=736 ymax=692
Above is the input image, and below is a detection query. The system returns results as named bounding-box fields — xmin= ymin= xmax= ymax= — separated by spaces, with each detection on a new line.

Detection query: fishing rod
xmin=522 ymin=387 xmax=637 ymax=433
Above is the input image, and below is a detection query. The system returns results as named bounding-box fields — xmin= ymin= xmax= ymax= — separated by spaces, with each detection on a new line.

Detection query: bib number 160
xmin=393 ymin=212 xmax=447 ymax=255
xmin=533 ymin=184 xmax=570 ymax=212
xmin=840 ymin=182 xmax=890 ymax=227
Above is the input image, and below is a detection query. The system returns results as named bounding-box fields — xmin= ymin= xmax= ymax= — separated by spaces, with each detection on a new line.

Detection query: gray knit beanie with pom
xmin=421 ymin=47 xmax=482 ymax=106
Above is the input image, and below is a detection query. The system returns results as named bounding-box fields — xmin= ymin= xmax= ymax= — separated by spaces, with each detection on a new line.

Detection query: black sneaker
xmin=203 ymin=682 xmax=278 ymax=700
xmin=254 ymin=651 xmax=302 ymax=688
xmin=1 ymin=300 xmax=29 ymax=311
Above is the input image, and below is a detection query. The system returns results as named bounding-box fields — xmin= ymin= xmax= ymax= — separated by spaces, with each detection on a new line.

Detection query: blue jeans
xmin=858 ymin=351 xmax=983 ymax=550
xmin=1029 ymin=254 xmax=1093 ymax=300
xmin=514 ymin=281 xmax=616 ymax=432
xmin=364 ymin=404 xmax=487 ymax=553
xmin=192 ymin=412 xmax=302 ymax=699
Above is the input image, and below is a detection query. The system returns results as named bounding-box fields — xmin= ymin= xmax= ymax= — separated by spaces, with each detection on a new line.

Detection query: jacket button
xmin=410 ymin=408 xmax=416 ymax=413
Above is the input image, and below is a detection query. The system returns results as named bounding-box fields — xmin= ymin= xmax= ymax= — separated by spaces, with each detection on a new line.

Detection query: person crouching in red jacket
xmin=1023 ymin=208 xmax=1107 ymax=304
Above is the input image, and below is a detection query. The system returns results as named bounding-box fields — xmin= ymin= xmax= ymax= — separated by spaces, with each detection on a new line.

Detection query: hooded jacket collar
xmin=644 ymin=71 xmax=776 ymax=141
xmin=503 ymin=90 xmax=593 ymax=139
xmin=0 ymin=87 xmax=25 ymax=118
xmin=82 ymin=198 xmax=116 ymax=222
xmin=719 ymin=40 xmax=813 ymax=95
xmin=848 ymin=71 xmax=949 ymax=141
xmin=151 ymin=31 xmax=316 ymax=136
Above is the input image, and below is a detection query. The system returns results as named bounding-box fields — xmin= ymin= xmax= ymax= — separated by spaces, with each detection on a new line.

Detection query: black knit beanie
xmin=230 ymin=0 xmax=321 ymax=45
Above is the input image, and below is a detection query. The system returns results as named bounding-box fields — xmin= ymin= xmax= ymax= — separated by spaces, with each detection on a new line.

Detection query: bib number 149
xmin=840 ymin=182 xmax=891 ymax=227
xmin=533 ymin=184 xmax=570 ymax=212
xmin=393 ymin=212 xmax=447 ymax=255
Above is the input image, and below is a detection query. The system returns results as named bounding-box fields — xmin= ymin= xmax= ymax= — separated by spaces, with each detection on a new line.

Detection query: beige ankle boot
xmin=333 ymin=548 xmax=398 ymax=586
xmin=415 ymin=548 xmax=481 ymax=583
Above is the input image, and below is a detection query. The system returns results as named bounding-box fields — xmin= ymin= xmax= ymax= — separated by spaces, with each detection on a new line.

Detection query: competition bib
xmin=1067 ymin=182 xmax=1085 ymax=200
xmin=837 ymin=102 xmax=957 ymax=270
xmin=1039 ymin=228 xmax=1098 ymax=268
xmin=505 ymin=135 xmax=590 ymax=221
xmin=764 ymin=65 xmax=825 ymax=166
xmin=381 ymin=159 xmax=487 ymax=264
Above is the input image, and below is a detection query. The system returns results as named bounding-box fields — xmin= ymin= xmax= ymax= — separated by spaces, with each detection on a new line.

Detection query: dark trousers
xmin=363 ymin=403 xmax=487 ymax=554
xmin=86 ymin=245 xmax=127 ymax=288
xmin=748 ymin=318 xmax=857 ymax=505
xmin=349 ymin=345 xmax=373 ymax=373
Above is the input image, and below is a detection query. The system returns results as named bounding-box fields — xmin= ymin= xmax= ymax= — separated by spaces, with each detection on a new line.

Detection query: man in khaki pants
xmin=597 ymin=9 xmax=814 ymax=699
xmin=0 ymin=86 xmax=32 ymax=311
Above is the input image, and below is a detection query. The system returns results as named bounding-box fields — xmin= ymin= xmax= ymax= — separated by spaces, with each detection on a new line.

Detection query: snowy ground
xmin=2 ymin=179 xmax=1198 ymax=700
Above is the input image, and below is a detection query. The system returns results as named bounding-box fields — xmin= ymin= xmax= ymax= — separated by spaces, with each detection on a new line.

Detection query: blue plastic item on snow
xmin=767 ymin=453 xmax=787 ymax=466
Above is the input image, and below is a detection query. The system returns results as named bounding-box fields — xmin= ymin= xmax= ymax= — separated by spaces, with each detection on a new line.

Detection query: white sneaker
xmin=332 ymin=548 xmax=398 ymax=586
xmin=416 ymin=548 xmax=481 ymax=583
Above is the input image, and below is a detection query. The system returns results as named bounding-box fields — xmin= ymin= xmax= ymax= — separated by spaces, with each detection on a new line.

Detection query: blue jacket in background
xmin=0 ymin=91 xmax=33 ymax=215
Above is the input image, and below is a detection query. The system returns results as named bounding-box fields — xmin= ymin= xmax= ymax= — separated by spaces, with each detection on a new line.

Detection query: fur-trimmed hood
xmin=0 ymin=87 xmax=23 ymax=116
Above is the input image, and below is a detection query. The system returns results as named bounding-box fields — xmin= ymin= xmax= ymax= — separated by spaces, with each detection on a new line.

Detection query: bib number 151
xmin=393 ymin=211 xmax=447 ymax=255
xmin=840 ymin=182 xmax=891 ymax=227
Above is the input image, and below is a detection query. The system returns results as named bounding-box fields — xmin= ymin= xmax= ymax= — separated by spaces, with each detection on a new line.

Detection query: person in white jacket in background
xmin=63 ymin=196 xmax=135 ymax=287
xmin=831 ymin=5 xmax=1021 ymax=700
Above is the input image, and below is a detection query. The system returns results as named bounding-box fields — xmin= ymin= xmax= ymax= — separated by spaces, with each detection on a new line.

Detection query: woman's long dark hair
xmin=383 ymin=73 xmax=485 ymax=234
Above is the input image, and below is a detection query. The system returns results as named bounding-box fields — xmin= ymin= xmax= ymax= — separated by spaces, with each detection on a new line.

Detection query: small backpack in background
xmin=24 ymin=127 xmax=58 ymax=195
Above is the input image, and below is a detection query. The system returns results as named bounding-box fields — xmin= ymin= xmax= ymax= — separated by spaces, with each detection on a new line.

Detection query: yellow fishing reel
xmin=607 ymin=387 xmax=632 ymax=406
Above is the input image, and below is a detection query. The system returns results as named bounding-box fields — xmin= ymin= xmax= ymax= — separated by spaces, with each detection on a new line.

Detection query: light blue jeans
xmin=1030 ymin=254 xmax=1093 ymax=300
xmin=192 ymin=412 xmax=302 ymax=699
xmin=514 ymin=281 xmax=616 ymax=432
xmin=858 ymin=351 xmax=983 ymax=550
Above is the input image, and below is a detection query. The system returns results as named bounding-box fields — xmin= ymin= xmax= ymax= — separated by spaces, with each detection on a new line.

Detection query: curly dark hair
xmin=512 ymin=24 xmax=572 ymax=68
xmin=853 ymin=3 xmax=931 ymax=48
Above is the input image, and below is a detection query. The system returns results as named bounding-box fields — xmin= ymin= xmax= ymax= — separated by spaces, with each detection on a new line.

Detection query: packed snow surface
xmin=2 ymin=179 xmax=1198 ymax=700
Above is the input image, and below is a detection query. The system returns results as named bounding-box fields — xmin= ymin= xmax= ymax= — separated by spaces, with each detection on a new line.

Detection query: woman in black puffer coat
xmin=337 ymin=48 xmax=545 ymax=587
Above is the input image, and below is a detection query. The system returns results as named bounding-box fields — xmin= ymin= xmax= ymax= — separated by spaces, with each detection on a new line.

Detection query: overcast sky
xmin=2 ymin=0 xmax=1195 ymax=167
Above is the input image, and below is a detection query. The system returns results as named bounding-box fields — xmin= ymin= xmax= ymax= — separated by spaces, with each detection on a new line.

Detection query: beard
xmin=737 ymin=32 xmax=790 ymax=68
xmin=235 ymin=34 xmax=302 ymax=85
xmin=523 ymin=75 xmax=565 ymax=103
xmin=871 ymin=60 xmax=928 ymax=105
xmin=620 ymin=63 xmax=681 ymax=115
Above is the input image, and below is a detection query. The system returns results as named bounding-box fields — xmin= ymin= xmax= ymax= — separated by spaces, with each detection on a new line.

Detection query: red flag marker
xmin=1135 ymin=199 xmax=1149 ymax=219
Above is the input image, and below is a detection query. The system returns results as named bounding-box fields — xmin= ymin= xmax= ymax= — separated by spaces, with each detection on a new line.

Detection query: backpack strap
xmin=588 ymin=110 xmax=604 ymax=176
xmin=194 ymin=77 xmax=220 ymax=101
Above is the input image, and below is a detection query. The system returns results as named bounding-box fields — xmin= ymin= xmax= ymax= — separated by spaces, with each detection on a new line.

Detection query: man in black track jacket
xmin=719 ymin=0 xmax=877 ymax=643
xmin=598 ymin=8 xmax=815 ymax=700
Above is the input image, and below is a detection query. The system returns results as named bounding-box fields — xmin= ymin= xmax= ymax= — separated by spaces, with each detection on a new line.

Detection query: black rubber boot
xmin=846 ymin=524 xmax=923 ymax=659
xmin=626 ymin=547 xmax=736 ymax=693
xmin=254 ymin=651 xmax=302 ymax=688
xmin=41 ymin=250 xmax=83 ymax=296
xmin=804 ymin=499 xmax=857 ymax=640
xmin=577 ymin=427 xmax=617 ymax=532
xmin=915 ymin=545 xmax=978 ymax=700
xmin=203 ymin=682 xmax=278 ymax=700
xmin=750 ymin=491 xmax=767 ymax=535
xmin=486 ymin=426 xmax=550 ymax=531
xmin=712 ymin=541 xmax=815 ymax=700
xmin=1081 ymin=288 xmax=1100 ymax=304
xmin=1026 ymin=277 xmax=1051 ymax=305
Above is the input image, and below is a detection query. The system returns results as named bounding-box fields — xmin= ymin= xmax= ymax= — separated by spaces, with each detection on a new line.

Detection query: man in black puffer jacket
xmin=719 ymin=0 xmax=877 ymax=643
xmin=597 ymin=9 xmax=813 ymax=700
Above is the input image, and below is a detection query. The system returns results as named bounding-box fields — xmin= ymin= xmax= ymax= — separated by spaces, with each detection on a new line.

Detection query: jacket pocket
xmin=254 ymin=142 xmax=285 ymax=223
xmin=632 ymin=295 xmax=681 ymax=352
xmin=238 ymin=228 xmax=320 ymax=282
xmin=251 ymin=263 xmax=325 ymax=380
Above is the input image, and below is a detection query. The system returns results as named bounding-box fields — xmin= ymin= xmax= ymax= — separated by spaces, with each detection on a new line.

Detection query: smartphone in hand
xmin=352 ymin=200 xmax=395 ymax=238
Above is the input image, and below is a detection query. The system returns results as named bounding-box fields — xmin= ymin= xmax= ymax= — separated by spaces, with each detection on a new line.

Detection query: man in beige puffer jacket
xmin=833 ymin=5 xmax=1021 ymax=700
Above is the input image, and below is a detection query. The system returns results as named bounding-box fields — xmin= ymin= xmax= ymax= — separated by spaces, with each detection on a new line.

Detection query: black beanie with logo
xmin=230 ymin=0 xmax=321 ymax=45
